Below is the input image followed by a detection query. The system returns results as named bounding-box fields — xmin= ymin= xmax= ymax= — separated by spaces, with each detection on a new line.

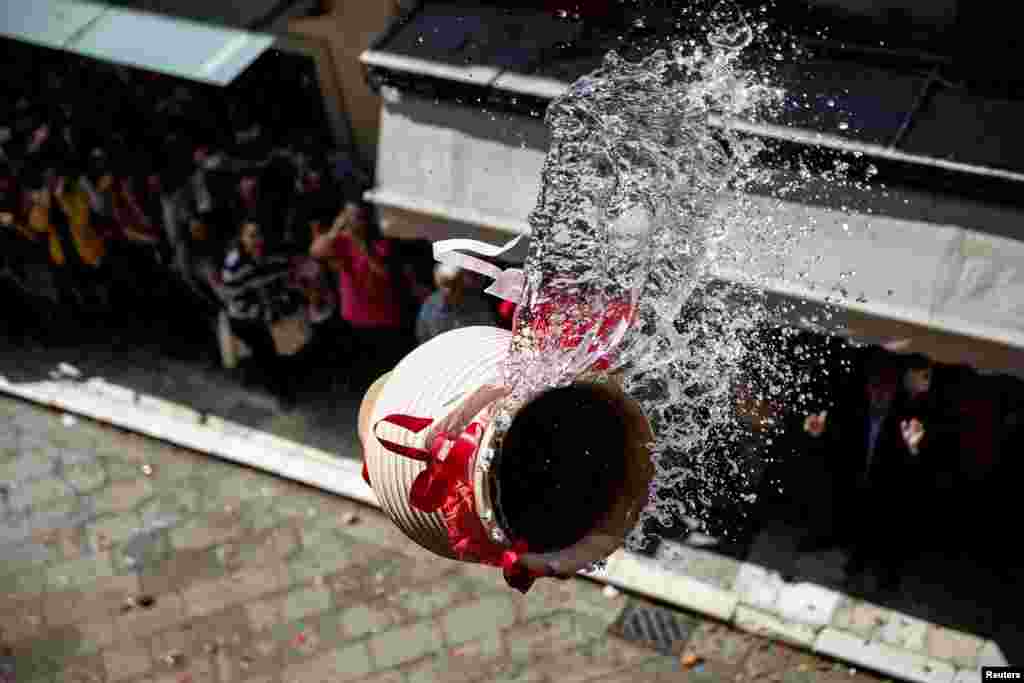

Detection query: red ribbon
xmin=369 ymin=414 xmax=548 ymax=593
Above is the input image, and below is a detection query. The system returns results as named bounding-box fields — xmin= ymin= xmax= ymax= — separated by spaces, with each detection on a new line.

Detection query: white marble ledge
xmin=734 ymin=604 xmax=819 ymax=648
xmin=603 ymin=551 xmax=738 ymax=622
xmin=815 ymin=628 xmax=956 ymax=683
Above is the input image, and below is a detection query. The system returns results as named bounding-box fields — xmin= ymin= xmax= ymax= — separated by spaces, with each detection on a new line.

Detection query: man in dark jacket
xmin=803 ymin=347 xmax=922 ymax=592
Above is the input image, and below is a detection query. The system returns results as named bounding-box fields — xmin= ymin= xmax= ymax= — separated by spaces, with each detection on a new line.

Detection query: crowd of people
xmin=1 ymin=46 xmax=514 ymax=408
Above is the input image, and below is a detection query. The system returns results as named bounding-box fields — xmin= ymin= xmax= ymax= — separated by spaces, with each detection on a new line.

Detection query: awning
xmin=368 ymin=91 xmax=1024 ymax=378
xmin=0 ymin=0 xmax=276 ymax=85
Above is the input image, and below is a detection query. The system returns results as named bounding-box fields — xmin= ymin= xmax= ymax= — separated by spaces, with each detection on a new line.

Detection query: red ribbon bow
xmin=372 ymin=415 xmax=483 ymax=513
xmin=370 ymin=414 xmax=548 ymax=593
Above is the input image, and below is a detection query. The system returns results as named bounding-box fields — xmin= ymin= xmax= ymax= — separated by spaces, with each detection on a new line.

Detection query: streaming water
xmin=503 ymin=8 xmax=859 ymax=552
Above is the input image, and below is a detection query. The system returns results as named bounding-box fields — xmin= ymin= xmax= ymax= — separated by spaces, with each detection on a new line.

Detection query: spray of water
xmin=504 ymin=6 xmax=861 ymax=552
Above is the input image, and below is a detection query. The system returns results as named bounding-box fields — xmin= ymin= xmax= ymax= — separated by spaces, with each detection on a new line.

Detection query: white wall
xmin=371 ymin=93 xmax=1024 ymax=374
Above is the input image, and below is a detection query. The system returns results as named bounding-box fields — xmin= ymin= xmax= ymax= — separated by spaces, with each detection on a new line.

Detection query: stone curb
xmin=0 ymin=375 xmax=1009 ymax=683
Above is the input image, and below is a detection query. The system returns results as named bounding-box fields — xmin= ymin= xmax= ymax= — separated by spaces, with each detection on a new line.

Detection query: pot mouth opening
xmin=489 ymin=383 xmax=629 ymax=554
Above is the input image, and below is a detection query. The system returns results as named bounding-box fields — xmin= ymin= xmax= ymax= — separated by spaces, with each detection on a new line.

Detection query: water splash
xmin=505 ymin=16 xmax=854 ymax=548
xmin=707 ymin=2 xmax=754 ymax=51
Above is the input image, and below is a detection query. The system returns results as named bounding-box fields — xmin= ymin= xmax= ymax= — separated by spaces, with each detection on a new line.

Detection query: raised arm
xmin=310 ymin=212 xmax=345 ymax=261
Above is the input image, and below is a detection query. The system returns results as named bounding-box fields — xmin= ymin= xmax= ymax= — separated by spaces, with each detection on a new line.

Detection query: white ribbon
xmin=433 ymin=235 xmax=526 ymax=305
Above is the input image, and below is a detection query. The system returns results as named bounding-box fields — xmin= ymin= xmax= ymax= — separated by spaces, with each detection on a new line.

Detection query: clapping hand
xmin=803 ymin=410 xmax=827 ymax=438
xmin=900 ymin=418 xmax=925 ymax=455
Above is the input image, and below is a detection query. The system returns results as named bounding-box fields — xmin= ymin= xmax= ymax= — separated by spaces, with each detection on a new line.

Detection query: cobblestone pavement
xmin=0 ymin=396 xmax=889 ymax=683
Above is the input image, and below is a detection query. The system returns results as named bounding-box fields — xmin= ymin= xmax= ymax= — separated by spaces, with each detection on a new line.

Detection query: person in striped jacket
xmin=221 ymin=218 xmax=301 ymax=405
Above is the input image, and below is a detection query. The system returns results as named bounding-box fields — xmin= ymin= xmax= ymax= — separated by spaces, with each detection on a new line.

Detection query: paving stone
xmin=337 ymin=601 xmax=404 ymax=639
xmin=877 ymin=613 xmax=929 ymax=652
xmin=46 ymin=551 xmax=116 ymax=591
xmin=282 ymin=585 xmax=331 ymax=623
xmin=441 ymin=633 xmax=507 ymax=683
xmin=115 ymin=591 xmax=188 ymax=642
xmin=287 ymin=541 xmax=362 ymax=586
xmin=148 ymin=652 xmax=217 ymax=683
xmin=234 ymin=635 xmax=285 ymax=680
xmin=217 ymin=525 xmax=299 ymax=572
xmin=204 ymin=474 xmax=270 ymax=509
xmin=281 ymin=642 xmax=372 ymax=683
xmin=520 ymin=634 xmax=655 ymax=683
xmin=62 ymin=458 xmax=107 ymax=497
xmin=137 ymin=545 xmax=224 ymax=597
xmin=924 ymin=626 xmax=984 ymax=669
xmin=517 ymin=577 xmax=624 ymax=624
xmin=368 ymin=619 xmax=444 ymax=670
xmin=182 ymin=565 xmax=286 ymax=618
xmin=386 ymin=579 xmax=476 ymax=619
xmin=442 ymin=593 xmax=517 ymax=646
xmin=88 ymin=513 xmax=142 ymax=551
xmin=239 ymin=498 xmax=284 ymax=532
xmin=0 ymin=531 xmax=52 ymax=566
xmin=355 ymin=671 xmax=405 ymax=683
xmin=10 ymin=476 xmax=73 ymax=510
xmin=53 ymin=652 xmax=107 ymax=683
xmin=245 ymin=596 xmax=283 ymax=633
xmin=503 ymin=612 xmax=596 ymax=663
xmin=92 ymin=477 xmax=154 ymax=514
xmin=148 ymin=451 xmax=196 ymax=483
xmin=44 ymin=574 xmax=141 ymax=628
xmin=170 ymin=513 xmax=246 ymax=552
xmin=36 ymin=525 xmax=89 ymax=562
xmin=137 ymin=489 xmax=199 ymax=529
xmin=72 ymin=619 xmax=117 ymax=655
xmin=681 ymin=619 xmax=757 ymax=666
xmin=103 ymin=639 xmax=154 ymax=681
xmin=0 ymin=599 xmax=45 ymax=643
xmin=101 ymin=456 xmax=149 ymax=482
xmin=0 ymin=447 xmax=55 ymax=484
xmin=0 ymin=567 xmax=47 ymax=596
xmin=184 ymin=603 xmax=252 ymax=656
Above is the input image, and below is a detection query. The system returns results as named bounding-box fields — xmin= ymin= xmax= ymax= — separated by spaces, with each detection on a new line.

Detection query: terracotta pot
xmin=364 ymin=325 xmax=654 ymax=574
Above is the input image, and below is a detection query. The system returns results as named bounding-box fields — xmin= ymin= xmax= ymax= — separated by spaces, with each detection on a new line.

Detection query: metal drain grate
xmin=612 ymin=601 xmax=696 ymax=656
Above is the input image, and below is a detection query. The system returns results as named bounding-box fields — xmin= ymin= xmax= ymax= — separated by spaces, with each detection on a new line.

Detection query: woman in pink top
xmin=310 ymin=201 xmax=414 ymax=387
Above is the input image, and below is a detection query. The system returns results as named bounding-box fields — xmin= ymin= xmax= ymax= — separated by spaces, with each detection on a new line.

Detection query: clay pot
xmin=362 ymin=325 xmax=654 ymax=573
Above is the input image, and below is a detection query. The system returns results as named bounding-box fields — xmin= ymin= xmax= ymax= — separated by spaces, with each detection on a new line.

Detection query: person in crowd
xmin=22 ymin=170 xmax=82 ymax=313
xmin=802 ymin=348 xmax=924 ymax=592
xmin=27 ymin=168 xmax=111 ymax=314
xmin=0 ymin=162 xmax=31 ymax=275
xmin=167 ymin=147 xmax=234 ymax=310
xmin=138 ymin=170 xmax=177 ymax=268
xmin=415 ymin=263 xmax=500 ymax=344
xmin=221 ymin=219 xmax=301 ymax=407
xmin=287 ymin=167 xmax=337 ymax=249
xmin=233 ymin=174 xmax=267 ymax=228
xmin=110 ymin=171 xmax=168 ymax=312
xmin=290 ymin=249 xmax=346 ymax=375
xmin=309 ymin=201 xmax=415 ymax=387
